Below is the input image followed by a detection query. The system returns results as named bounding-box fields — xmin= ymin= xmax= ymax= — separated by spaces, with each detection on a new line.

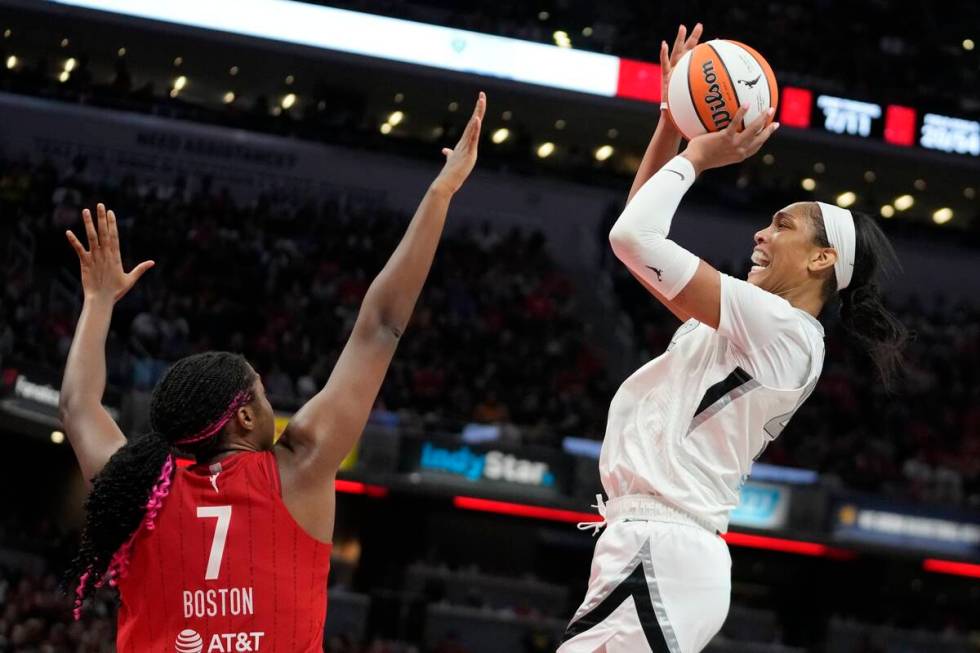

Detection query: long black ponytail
xmin=68 ymin=351 xmax=256 ymax=618
xmin=811 ymin=207 xmax=909 ymax=388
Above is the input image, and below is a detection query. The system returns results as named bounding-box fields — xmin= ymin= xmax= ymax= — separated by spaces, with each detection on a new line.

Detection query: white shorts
xmin=558 ymin=496 xmax=731 ymax=653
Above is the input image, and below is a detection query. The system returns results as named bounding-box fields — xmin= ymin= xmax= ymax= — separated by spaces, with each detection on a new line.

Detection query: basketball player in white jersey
xmin=559 ymin=25 xmax=907 ymax=653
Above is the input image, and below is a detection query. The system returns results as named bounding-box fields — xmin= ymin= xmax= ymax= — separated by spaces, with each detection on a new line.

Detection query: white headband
xmin=815 ymin=202 xmax=856 ymax=291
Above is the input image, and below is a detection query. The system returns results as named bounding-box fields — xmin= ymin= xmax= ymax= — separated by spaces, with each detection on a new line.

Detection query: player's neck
xmin=199 ymin=440 xmax=263 ymax=465
xmin=780 ymin=285 xmax=824 ymax=318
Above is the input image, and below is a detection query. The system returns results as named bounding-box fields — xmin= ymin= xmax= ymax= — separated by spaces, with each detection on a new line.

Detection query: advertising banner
xmin=400 ymin=437 xmax=570 ymax=498
xmin=730 ymin=481 xmax=792 ymax=530
xmin=833 ymin=496 xmax=980 ymax=558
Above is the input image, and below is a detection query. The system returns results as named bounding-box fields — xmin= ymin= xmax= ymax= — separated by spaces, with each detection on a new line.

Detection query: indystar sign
xmin=419 ymin=442 xmax=556 ymax=488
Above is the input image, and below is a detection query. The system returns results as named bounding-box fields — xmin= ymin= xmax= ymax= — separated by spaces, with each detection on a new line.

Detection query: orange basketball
xmin=667 ymin=39 xmax=778 ymax=140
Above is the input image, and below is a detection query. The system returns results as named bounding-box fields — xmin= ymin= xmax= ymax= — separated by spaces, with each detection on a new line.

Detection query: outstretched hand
xmin=681 ymin=105 xmax=779 ymax=175
xmin=66 ymin=203 xmax=154 ymax=303
xmin=431 ymin=91 xmax=486 ymax=196
xmin=661 ymin=23 xmax=703 ymax=107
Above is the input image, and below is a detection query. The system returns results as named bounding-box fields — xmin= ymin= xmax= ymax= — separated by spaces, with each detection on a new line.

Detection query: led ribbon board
xmin=47 ymin=0 xmax=626 ymax=97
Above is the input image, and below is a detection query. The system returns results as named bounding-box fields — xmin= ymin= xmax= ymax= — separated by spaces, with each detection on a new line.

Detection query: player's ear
xmin=236 ymin=405 xmax=256 ymax=431
xmin=809 ymin=247 xmax=837 ymax=275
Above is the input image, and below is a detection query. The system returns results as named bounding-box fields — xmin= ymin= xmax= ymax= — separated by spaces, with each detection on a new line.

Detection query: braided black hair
xmin=809 ymin=206 xmax=909 ymax=388
xmin=67 ymin=351 xmax=256 ymax=617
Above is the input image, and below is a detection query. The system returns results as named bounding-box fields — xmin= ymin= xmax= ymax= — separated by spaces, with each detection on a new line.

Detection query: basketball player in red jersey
xmin=59 ymin=93 xmax=486 ymax=652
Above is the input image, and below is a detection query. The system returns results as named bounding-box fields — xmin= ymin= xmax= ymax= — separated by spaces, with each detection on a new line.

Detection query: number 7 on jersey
xmin=197 ymin=505 xmax=232 ymax=581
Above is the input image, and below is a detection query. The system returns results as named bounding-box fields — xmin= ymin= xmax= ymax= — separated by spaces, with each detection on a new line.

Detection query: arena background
xmin=0 ymin=1 xmax=978 ymax=651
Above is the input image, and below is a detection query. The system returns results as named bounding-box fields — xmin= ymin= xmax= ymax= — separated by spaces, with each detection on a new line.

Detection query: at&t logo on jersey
xmin=175 ymin=630 xmax=203 ymax=653
xmin=174 ymin=628 xmax=266 ymax=652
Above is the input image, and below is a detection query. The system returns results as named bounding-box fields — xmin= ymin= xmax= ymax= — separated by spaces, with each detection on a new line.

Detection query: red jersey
xmin=116 ymin=451 xmax=332 ymax=653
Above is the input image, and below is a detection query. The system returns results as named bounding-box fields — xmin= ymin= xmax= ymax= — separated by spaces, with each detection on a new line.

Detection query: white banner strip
xmin=47 ymin=0 xmax=621 ymax=97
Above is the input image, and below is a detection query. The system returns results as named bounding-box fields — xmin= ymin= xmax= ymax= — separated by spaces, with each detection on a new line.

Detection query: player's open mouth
xmin=750 ymin=249 xmax=771 ymax=274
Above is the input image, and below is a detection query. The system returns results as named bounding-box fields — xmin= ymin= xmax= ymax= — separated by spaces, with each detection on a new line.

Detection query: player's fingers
xmin=82 ymin=208 xmax=98 ymax=249
xmin=442 ymin=147 xmax=453 ymax=158
xmin=107 ymin=210 xmax=122 ymax=262
xmin=468 ymin=116 xmax=482 ymax=149
xmin=472 ymin=91 xmax=486 ymax=121
xmin=747 ymin=122 xmax=780 ymax=154
xmin=726 ymin=105 xmax=749 ymax=135
xmin=660 ymin=41 xmax=670 ymax=70
xmin=741 ymin=107 xmax=774 ymax=140
xmin=65 ymin=230 xmax=87 ymax=258
xmin=128 ymin=260 xmax=155 ymax=284
xmin=672 ymin=25 xmax=686 ymax=56
xmin=96 ymin=203 xmax=109 ymax=249
xmin=685 ymin=22 xmax=703 ymax=50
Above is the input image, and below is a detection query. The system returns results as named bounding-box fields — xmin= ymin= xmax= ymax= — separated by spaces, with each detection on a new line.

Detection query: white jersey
xmin=599 ymin=274 xmax=825 ymax=533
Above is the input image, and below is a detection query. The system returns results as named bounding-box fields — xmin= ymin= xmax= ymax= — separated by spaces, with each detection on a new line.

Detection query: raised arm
xmin=621 ymin=24 xmax=701 ymax=322
xmin=60 ymin=204 xmax=155 ymax=485
xmin=276 ymin=93 xmax=485 ymax=503
xmin=610 ymin=106 xmax=777 ymax=328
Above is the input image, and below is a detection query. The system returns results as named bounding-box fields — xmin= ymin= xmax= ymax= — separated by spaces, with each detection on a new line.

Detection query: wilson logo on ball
xmin=700 ymin=58 xmax=733 ymax=130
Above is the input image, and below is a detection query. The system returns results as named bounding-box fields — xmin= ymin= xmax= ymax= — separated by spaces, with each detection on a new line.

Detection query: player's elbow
xmin=608 ymin=221 xmax=643 ymax=265
xmin=58 ymin=393 xmax=82 ymax=424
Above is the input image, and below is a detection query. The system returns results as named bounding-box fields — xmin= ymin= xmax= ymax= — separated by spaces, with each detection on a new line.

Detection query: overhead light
xmin=801 ymin=178 xmax=816 ymax=191
xmin=894 ymin=194 xmax=914 ymax=211
xmin=864 ymin=170 xmax=876 ymax=183
xmin=3 ymin=29 xmax=11 ymax=39
xmin=607 ymin=128 xmax=619 ymax=139
xmin=582 ymin=26 xmax=594 ymax=37
xmin=229 ymin=65 xmax=239 ymax=76
xmin=813 ymin=162 xmax=826 ymax=174
xmin=762 ymin=153 xmax=775 ymax=165
xmin=380 ymin=122 xmax=392 ymax=135
xmin=836 ymin=191 xmax=857 ymax=208
xmin=285 ymin=74 xmax=295 ymax=85
xmin=281 ymin=93 xmax=296 ymax=109
xmin=913 ymin=178 xmax=927 ymax=191
xmin=448 ymin=101 xmax=459 ymax=112
xmin=965 ymin=187 xmax=976 ymax=199
xmin=491 ymin=127 xmax=510 ymax=144
xmin=169 ymin=88 xmax=179 ymax=98
xmin=394 ymin=92 xmax=404 ymax=103
xmin=60 ymin=38 xmax=69 ymax=48
xmin=173 ymin=75 xmax=187 ymax=91
xmin=5 ymin=55 xmax=17 ymax=70
xmin=222 ymin=91 xmax=235 ymax=104
xmin=594 ymin=144 xmax=614 ymax=161
xmin=536 ymin=142 xmax=555 ymax=158
xmin=553 ymin=30 xmax=572 ymax=48
xmin=173 ymin=56 xmax=183 ymax=67
xmin=964 ymin=38 xmax=975 ymax=51
xmin=432 ymin=126 xmax=444 ymax=138
xmin=554 ymin=119 xmax=566 ymax=130
xmin=317 ymin=100 xmax=326 ymax=111
xmin=502 ymin=110 xmax=513 ymax=121
xmin=50 ymin=430 xmax=65 ymax=444
xmin=58 ymin=70 xmax=70 ymax=83
xmin=64 ymin=57 xmax=76 ymax=72
xmin=117 ymin=47 xmax=126 ymax=57
xmin=880 ymin=205 xmax=895 ymax=218
xmin=538 ymin=10 xmax=550 ymax=20
xmin=387 ymin=110 xmax=404 ymax=126
xmin=932 ymin=207 xmax=953 ymax=224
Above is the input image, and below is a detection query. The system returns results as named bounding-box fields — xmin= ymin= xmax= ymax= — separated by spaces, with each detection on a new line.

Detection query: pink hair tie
xmin=174 ymin=391 xmax=252 ymax=446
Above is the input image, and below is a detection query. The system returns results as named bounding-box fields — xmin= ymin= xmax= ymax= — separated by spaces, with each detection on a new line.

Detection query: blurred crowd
xmin=0 ymin=155 xmax=612 ymax=444
xmin=324 ymin=0 xmax=980 ymax=117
